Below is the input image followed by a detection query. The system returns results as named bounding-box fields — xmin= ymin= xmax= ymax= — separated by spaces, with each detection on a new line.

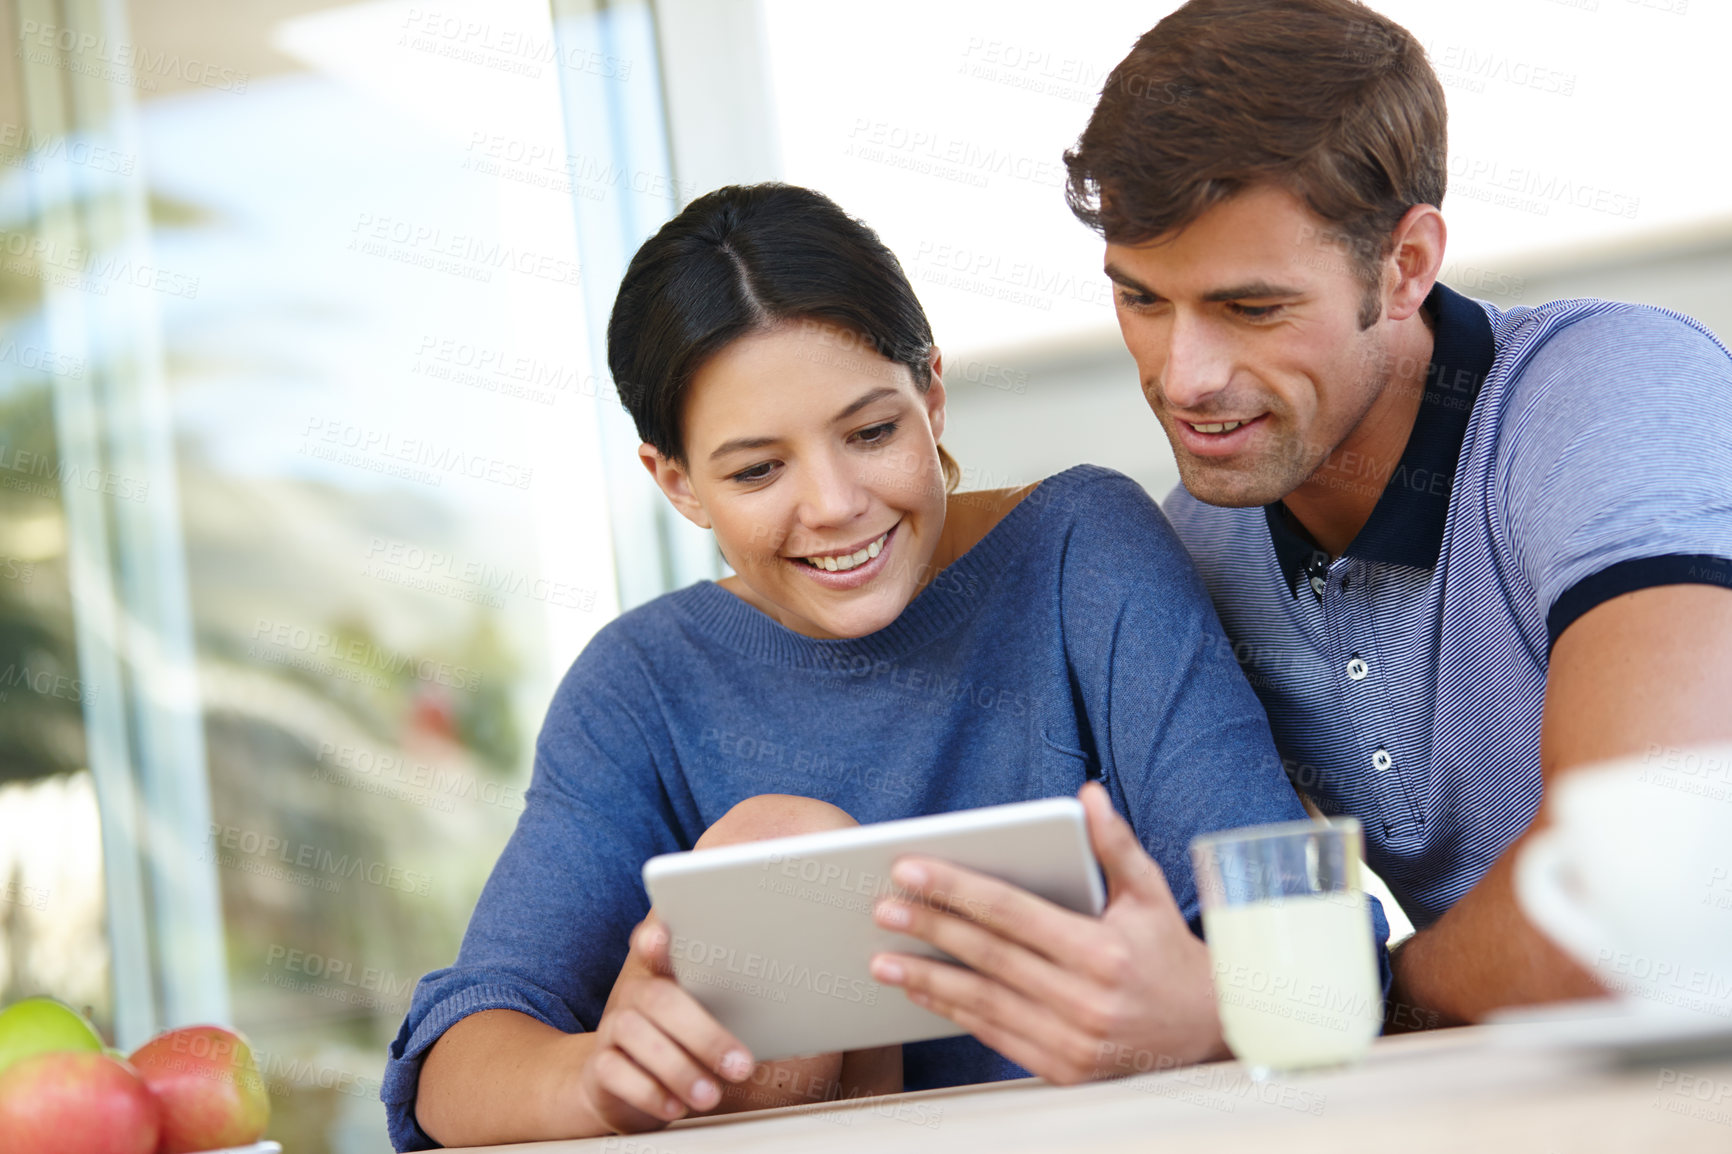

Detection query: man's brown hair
xmin=1064 ymin=0 xmax=1447 ymax=327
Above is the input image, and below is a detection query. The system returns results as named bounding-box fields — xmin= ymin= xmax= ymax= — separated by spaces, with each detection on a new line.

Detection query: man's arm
xmin=1389 ymin=583 xmax=1732 ymax=1024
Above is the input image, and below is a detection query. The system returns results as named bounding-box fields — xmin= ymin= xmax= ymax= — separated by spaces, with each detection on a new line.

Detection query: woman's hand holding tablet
xmin=576 ymin=915 xmax=758 ymax=1129
xmin=867 ymin=782 xmax=1230 ymax=1083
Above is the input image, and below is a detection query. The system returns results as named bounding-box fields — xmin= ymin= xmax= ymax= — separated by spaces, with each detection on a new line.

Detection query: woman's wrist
xmin=532 ymin=1028 xmax=605 ymax=1139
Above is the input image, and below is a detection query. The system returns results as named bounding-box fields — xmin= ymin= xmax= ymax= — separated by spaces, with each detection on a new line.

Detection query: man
xmin=867 ymin=0 xmax=1732 ymax=1077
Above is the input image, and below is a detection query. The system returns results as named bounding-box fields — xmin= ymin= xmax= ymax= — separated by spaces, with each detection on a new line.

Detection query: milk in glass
xmin=1203 ymin=892 xmax=1380 ymax=1072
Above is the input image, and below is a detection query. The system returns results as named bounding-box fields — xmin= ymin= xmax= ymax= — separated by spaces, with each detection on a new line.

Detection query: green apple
xmin=0 ymin=999 xmax=104 ymax=1075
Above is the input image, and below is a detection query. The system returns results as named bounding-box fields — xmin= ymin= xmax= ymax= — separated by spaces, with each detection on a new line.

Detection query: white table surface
xmin=447 ymin=1014 xmax=1732 ymax=1153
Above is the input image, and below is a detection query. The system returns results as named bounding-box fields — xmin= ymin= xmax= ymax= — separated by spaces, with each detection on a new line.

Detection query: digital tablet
xmin=641 ymin=797 xmax=1105 ymax=1061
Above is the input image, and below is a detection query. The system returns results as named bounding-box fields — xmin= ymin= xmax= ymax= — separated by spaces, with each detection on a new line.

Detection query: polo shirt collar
xmin=1267 ymin=282 xmax=1497 ymax=598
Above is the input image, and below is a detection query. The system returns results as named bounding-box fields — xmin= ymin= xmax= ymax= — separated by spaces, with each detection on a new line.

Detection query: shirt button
xmin=1309 ymin=574 xmax=1327 ymax=598
xmin=1372 ymin=748 xmax=1394 ymax=772
xmin=1347 ymin=656 xmax=1369 ymax=681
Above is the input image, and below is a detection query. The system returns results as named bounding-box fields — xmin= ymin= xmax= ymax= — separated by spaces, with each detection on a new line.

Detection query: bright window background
xmin=764 ymin=0 xmax=1729 ymax=352
xmin=760 ymin=0 xmax=1732 ymax=501
xmin=3 ymin=0 xmax=620 ymax=1149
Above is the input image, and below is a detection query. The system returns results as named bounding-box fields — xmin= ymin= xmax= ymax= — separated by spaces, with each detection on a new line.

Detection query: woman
xmin=384 ymin=184 xmax=1317 ymax=1150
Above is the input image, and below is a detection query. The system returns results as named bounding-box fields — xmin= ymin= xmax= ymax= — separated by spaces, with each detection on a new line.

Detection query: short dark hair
xmin=1064 ymin=0 xmax=1446 ymax=326
xmin=608 ymin=183 xmax=958 ymax=487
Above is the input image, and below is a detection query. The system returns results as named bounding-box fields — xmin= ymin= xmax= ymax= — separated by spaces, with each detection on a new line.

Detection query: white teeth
xmin=800 ymin=529 xmax=890 ymax=572
xmin=1192 ymin=420 xmax=1245 ymax=434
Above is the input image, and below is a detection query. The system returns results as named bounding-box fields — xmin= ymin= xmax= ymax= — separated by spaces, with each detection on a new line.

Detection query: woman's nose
xmin=797 ymin=454 xmax=871 ymax=528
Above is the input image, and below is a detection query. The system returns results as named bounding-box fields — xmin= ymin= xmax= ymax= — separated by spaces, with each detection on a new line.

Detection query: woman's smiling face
xmin=642 ymin=320 xmax=950 ymax=640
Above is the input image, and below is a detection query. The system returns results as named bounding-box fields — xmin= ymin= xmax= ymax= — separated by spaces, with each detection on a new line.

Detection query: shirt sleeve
xmin=1495 ymin=306 xmax=1732 ymax=652
xmin=381 ymin=630 xmax=684 ymax=1151
xmin=1056 ymin=474 xmax=1392 ymax=977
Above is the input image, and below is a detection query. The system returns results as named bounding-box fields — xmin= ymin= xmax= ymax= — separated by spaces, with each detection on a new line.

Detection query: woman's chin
xmin=805 ymin=608 xmax=898 ymax=641
xmin=784 ymin=588 xmax=907 ymax=641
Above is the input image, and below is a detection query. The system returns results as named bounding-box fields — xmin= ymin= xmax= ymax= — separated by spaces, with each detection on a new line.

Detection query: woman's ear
xmin=639 ymin=444 xmax=711 ymax=530
xmin=925 ymin=346 xmax=947 ymax=444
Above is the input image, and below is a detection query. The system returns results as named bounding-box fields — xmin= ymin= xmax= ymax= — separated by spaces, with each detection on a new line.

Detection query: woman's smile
xmin=788 ymin=522 xmax=899 ymax=589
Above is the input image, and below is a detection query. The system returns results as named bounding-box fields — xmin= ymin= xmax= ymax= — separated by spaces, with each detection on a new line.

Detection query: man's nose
xmin=1157 ymin=311 xmax=1233 ymax=412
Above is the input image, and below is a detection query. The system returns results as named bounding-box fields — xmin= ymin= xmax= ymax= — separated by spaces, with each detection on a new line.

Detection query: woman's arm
xmin=382 ymin=634 xmax=697 ymax=1150
xmin=401 ymin=728 xmax=908 ymax=1147
xmin=416 ymin=1010 xmax=602 ymax=1145
xmin=418 ymin=911 xmax=903 ymax=1144
xmin=415 ymin=916 xmax=758 ymax=1145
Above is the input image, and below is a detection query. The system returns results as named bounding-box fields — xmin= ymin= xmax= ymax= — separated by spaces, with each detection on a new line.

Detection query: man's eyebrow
xmin=1103 ymin=262 xmax=1153 ymax=293
xmin=1201 ymin=280 xmax=1303 ymax=302
xmin=707 ymin=387 xmax=902 ymax=462
xmin=1103 ymin=266 xmax=1304 ymax=303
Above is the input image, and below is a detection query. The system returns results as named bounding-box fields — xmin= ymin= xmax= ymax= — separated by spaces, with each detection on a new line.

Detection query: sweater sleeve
xmin=1056 ymin=474 xmax=1390 ymax=954
xmin=382 ymin=628 xmax=684 ymax=1151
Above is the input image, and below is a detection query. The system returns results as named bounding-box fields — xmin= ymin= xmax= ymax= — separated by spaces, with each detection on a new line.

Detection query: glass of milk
xmin=1190 ymin=817 xmax=1381 ymax=1078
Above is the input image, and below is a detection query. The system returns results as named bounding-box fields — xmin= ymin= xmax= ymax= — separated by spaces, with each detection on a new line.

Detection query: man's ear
xmin=925 ymin=347 xmax=947 ymax=444
xmin=639 ymin=444 xmax=711 ymax=529
xmin=1384 ymin=205 xmax=1446 ymax=323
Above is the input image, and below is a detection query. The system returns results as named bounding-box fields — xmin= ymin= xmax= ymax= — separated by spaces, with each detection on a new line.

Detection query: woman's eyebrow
xmin=833 ymin=386 xmax=900 ymax=423
xmin=708 ymin=387 xmax=903 ymax=462
xmin=708 ymin=434 xmax=779 ymax=462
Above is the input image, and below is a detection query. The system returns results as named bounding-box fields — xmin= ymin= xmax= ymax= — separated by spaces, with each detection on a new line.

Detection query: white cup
xmin=1515 ymin=741 xmax=1732 ymax=1023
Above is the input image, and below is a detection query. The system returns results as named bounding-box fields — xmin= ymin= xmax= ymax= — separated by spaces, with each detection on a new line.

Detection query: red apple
xmin=129 ymin=1025 xmax=269 ymax=1154
xmin=0 ymin=1050 xmax=160 ymax=1154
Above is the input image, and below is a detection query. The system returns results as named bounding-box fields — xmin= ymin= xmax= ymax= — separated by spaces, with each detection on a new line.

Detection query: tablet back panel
xmin=641 ymin=797 xmax=1105 ymax=1060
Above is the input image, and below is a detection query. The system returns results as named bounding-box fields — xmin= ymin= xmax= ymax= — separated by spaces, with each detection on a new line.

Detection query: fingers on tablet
xmin=612 ymin=1008 xmax=722 ymax=1112
xmin=1080 ymin=783 xmax=1171 ymax=905
xmin=637 ymin=980 xmax=754 ymax=1086
xmin=591 ymin=1045 xmax=686 ymax=1123
xmin=631 ymin=917 xmax=673 ymax=969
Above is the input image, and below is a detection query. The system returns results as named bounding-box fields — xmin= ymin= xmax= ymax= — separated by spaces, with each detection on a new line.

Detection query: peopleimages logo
xmin=0 ymin=663 xmax=92 ymax=705
xmin=300 ymin=417 xmax=535 ymax=491
xmin=205 ymin=824 xmax=433 ymax=896
xmin=669 ymin=935 xmax=879 ymax=1007
xmin=16 ymin=20 xmax=251 ymax=93
xmin=249 ymin=617 xmax=482 ymax=692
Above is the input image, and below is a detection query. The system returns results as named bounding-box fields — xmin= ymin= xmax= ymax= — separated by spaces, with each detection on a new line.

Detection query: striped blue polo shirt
xmin=1165 ymin=283 xmax=1732 ymax=929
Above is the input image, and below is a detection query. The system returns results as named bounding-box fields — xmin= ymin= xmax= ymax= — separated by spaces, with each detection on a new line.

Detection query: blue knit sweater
xmin=383 ymin=465 xmax=1326 ymax=1149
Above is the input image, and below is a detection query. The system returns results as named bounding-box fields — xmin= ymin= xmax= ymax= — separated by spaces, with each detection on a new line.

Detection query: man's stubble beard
xmin=1159 ymin=324 xmax=1392 ymax=510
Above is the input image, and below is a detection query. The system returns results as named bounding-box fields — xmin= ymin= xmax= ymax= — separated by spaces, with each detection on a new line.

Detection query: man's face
xmin=1105 ymin=183 xmax=1392 ymax=508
